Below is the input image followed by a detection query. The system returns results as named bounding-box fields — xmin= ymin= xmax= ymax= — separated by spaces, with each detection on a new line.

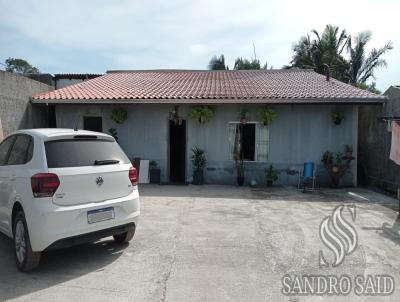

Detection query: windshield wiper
xmin=94 ymin=159 xmax=120 ymax=165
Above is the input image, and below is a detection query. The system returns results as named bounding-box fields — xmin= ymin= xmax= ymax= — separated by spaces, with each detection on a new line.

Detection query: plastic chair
xmin=297 ymin=162 xmax=317 ymax=192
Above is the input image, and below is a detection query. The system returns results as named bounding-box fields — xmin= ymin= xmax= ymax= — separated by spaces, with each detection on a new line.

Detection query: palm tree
xmin=291 ymin=25 xmax=349 ymax=81
xmin=233 ymin=57 xmax=262 ymax=70
xmin=346 ymin=31 xmax=393 ymax=84
xmin=291 ymin=25 xmax=393 ymax=87
xmin=208 ymin=54 xmax=227 ymax=70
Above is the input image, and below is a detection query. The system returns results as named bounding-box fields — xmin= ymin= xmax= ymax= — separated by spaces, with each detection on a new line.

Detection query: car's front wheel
xmin=13 ymin=211 xmax=41 ymax=272
xmin=113 ymin=226 xmax=136 ymax=244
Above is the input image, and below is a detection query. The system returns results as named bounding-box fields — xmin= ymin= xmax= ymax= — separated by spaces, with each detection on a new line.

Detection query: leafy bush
xmin=265 ymin=164 xmax=279 ymax=181
xmin=149 ymin=160 xmax=158 ymax=170
xmin=191 ymin=147 xmax=206 ymax=171
xmin=257 ymin=107 xmax=277 ymax=126
xmin=111 ymin=108 xmax=127 ymax=124
xmin=331 ymin=110 xmax=345 ymax=125
xmin=188 ymin=106 xmax=214 ymax=124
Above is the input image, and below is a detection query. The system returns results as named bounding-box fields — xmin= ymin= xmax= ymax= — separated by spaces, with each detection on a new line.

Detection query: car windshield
xmin=45 ymin=139 xmax=130 ymax=168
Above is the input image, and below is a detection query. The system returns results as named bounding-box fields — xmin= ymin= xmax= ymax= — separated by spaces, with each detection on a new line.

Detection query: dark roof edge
xmin=54 ymin=74 xmax=103 ymax=80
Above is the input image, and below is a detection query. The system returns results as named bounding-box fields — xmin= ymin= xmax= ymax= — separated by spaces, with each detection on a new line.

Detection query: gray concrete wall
xmin=0 ymin=70 xmax=53 ymax=138
xmin=55 ymin=103 xmax=358 ymax=186
xmin=358 ymin=86 xmax=399 ymax=192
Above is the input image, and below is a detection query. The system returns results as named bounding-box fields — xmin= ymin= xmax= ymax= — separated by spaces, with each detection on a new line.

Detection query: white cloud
xmin=0 ymin=0 xmax=398 ymax=90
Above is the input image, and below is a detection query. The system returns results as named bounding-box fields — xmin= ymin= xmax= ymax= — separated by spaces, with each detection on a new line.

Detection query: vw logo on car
xmin=96 ymin=176 xmax=104 ymax=186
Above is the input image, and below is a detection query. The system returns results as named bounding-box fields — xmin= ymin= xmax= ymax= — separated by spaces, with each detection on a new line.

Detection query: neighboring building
xmin=53 ymin=74 xmax=102 ymax=89
xmin=358 ymin=85 xmax=400 ymax=193
xmin=0 ymin=70 xmax=53 ymax=139
xmin=31 ymin=69 xmax=384 ymax=186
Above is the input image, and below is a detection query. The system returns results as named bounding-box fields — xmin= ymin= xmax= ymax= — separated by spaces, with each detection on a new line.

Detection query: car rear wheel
xmin=113 ymin=226 xmax=135 ymax=244
xmin=13 ymin=211 xmax=41 ymax=272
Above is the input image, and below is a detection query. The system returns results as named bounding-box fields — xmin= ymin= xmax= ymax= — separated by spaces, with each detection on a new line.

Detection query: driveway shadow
xmin=0 ymin=232 xmax=127 ymax=300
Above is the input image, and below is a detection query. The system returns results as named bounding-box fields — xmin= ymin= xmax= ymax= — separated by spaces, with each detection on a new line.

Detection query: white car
xmin=0 ymin=128 xmax=140 ymax=271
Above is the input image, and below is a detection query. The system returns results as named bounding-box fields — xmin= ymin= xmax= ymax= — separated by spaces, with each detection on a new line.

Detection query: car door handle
xmin=10 ymin=175 xmax=16 ymax=181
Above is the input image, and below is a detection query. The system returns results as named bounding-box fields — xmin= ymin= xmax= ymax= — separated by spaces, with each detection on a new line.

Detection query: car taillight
xmin=31 ymin=173 xmax=60 ymax=198
xmin=129 ymin=167 xmax=138 ymax=187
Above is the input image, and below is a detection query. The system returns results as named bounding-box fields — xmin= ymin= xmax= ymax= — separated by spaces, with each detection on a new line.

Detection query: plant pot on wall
xmin=149 ymin=160 xmax=161 ymax=184
xmin=331 ymin=110 xmax=345 ymax=125
xmin=193 ymin=170 xmax=204 ymax=185
xmin=191 ymin=147 xmax=206 ymax=185
xmin=150 ymin=169 xmax=161 ymax=184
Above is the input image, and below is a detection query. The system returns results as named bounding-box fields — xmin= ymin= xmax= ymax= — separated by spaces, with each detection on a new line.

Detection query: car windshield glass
xmin=45 ymin=139 xmax=129 ymax=168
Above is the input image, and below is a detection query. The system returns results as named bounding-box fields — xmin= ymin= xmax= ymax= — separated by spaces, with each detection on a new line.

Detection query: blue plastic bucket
xmin=303 ymin=162 xmax=314 ymax=179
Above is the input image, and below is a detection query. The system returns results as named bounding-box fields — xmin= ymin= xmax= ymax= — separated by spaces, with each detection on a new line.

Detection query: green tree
xmin=208 ymin=54 xmax=227 ymax=70
xmin=355 ymin=82 xmax=381 ymax=94
xmin=291 ymin=24 xmax=349 ymax=81
xmin=346 ymin=31 xmax=393 ymax=84
xmin=4 ymin=57 xmax=39 ymax=75
xmin=234 ymin=57 xmax=261 ymax=70
xmin=290 ymin=25 xmax=392 ymax=86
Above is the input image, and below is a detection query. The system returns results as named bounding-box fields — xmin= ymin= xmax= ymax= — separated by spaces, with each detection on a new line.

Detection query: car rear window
xmin=45 ymin=139 xmax=130 ymax=168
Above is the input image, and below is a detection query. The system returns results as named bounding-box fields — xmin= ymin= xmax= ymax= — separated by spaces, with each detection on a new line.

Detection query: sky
xmin=0 ymin=0 xmax=398 ymax=91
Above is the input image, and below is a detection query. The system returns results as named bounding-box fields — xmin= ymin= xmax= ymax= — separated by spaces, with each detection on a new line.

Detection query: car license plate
xmin=87 ymin=207 xmax=115 ymax=224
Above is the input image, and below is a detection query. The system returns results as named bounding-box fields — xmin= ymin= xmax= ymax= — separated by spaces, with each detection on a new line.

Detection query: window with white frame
xmin=228 ymin=122 xmax=269 ymax=161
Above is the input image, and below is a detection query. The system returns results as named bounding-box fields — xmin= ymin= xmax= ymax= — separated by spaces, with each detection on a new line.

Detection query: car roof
xmin=12 ymin=128 xmax=113 ymax=140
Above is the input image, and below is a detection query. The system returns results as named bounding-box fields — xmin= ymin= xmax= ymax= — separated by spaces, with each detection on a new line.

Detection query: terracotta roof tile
xmin=31 ymin=69 xmax=385 ymax=103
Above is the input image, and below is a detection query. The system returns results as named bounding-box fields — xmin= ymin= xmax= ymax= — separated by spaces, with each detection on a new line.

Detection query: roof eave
xmin=30 ymin=97 xmax=386 ymax=105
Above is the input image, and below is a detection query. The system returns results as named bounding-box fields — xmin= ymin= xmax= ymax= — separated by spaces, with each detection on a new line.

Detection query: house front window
xmin=83 ymin=116 xmax=103 ymax=132
xmin=228 ymin=122 xmax=269 ymax=162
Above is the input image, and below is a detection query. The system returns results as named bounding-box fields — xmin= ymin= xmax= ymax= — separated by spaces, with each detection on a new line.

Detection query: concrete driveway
xmin=0 ymin=185 xmax=399 ymax=301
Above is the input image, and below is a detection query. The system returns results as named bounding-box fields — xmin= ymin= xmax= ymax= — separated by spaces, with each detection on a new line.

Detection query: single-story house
xmin=31 ymin=69 xmax=385 ymax=186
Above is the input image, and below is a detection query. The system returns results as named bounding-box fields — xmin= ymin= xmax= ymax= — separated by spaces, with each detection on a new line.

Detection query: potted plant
xmin=265 ymin=164 xmax=279 ymax=187
xmin=191 ymin=147 xmax=206 ymax=185
xmin=331 ymin=110 xmax=345 ymax=125
xmin=344 ymin=144 xmax=353 ymax=158
xmin=257 ymin=107 xmax=277 ymax=127
xmin=111 ymin=108 xmax=128 ymax=124
xmin=188 ymin=106 xmax=214 ymax=124
xmin=239 ymin=108 xmax=249 ymax=124
xmin=332 ymin=152 xmax=343 ymax=173
xmin=235 ymin=157 xmax=245 ymax=186
xmin=149 ymin=160 xmax=161 ymax=184
xmin=321 ymin=151 xmax=333 ymax=165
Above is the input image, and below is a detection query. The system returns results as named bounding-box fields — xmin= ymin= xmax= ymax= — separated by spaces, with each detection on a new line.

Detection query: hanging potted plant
xmin=331 ymin=110 xmax=345 ymax=125
xmin=111 ymin=108 xmax=128 ymax=124
xmin=257 ymin=108 xmax=277 ymax=127
xmin=191 ymin=147 xmax=206 ymax=185
xmin=149 ymin=160 xmax=161 ymax=184
xmin=238 ymin=108 xmax=249 ymax=124
xmin=344 ymin=144 xmax=353 ymax=158
xmin=188 ymin=106 xmax=214 ymax=124
xmin=265 ymin=164 xmax=279 ymax=187
xmin=169 ymin=105 xmax=182 ymax=125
